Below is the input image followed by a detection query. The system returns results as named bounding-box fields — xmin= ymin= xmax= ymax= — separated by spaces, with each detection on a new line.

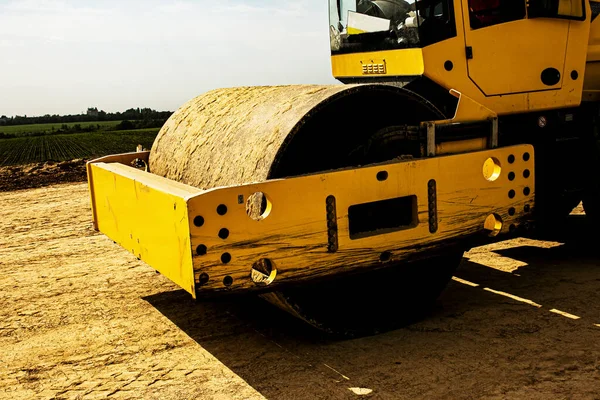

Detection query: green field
xmin=0 ymin=121 xmax=121 ymax=137
xmin=0 ymin=128 xmax=159 ymax=166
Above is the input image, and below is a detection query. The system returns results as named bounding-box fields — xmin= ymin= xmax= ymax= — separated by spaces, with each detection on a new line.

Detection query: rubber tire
xmin=583 ymin=192 xmax=599 ymax=223
xmin=267 ymin=251 xmax=464 ymax=337
xmin=264 ymin=101 xmax=461 ymax=337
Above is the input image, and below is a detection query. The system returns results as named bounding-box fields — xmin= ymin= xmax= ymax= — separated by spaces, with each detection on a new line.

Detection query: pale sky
xmin=0 ymin=0 xmax=337 ymax=117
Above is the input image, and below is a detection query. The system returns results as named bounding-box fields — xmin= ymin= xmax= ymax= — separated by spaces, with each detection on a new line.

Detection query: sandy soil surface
xmin=1 ymin=183 xmax=599 ymax=399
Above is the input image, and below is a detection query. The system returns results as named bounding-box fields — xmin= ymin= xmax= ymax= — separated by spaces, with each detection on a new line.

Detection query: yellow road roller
xmin=88 ymin=0 xmax=600 ymax=335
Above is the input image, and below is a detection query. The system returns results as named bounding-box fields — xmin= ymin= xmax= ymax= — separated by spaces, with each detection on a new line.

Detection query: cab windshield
xmin=329 ymin=0 xmax=456 ymax=54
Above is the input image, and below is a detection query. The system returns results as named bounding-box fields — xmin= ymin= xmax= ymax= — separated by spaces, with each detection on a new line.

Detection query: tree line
xmin=0 ymin=107 xmax=173 ymax=126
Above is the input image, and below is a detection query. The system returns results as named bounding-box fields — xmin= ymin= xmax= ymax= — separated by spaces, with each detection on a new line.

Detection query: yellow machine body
xmin=87 ymin=0 xmax=600 ymax=332
xmin=585 ymin=2 xmax=600 ymax=100
xmin=331 ymin=0 xmax=599 ymax=114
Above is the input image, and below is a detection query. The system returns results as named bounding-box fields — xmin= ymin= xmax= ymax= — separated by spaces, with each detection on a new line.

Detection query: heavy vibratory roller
xmin=88 ymin=0 xmax=600 ymax=335
xmin=149 ymin=85 xmax=464 ymax=335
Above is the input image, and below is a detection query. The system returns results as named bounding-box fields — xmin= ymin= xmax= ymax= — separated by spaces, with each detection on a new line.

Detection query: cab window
xmin=468 ymin=0 xmax=526 ymax=29
xmin=528 ymin=0 xmax=586 ymax=20
xmin=417 ymin=0 xmax=457 ymax=46
xmin=329 ymin=0 xmax=457 ymax=54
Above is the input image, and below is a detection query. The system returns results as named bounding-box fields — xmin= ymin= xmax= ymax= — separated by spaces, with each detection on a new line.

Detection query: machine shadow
xmin=144 ymin=217 xmax=600 ymax=399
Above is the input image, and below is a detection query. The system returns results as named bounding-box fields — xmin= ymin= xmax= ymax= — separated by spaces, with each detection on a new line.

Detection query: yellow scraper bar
xmin=88 ymin=152 xmax=202 ymax=297
xmin=88 ymin=145 xmax=534 ymax=298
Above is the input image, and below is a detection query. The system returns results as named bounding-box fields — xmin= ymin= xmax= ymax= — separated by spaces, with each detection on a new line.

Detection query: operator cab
xmin=329 ymin=0 xmax=586 ymax=54
xmin=329 ymin=0 xmax=457 ymax=53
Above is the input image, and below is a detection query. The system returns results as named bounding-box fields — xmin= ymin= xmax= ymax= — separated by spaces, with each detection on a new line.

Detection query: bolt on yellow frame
xmin=88 ymin=145 xmax=534 ymax=299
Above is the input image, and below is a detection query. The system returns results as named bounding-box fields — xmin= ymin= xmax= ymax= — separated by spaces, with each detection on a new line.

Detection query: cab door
xmin=462 ymin=0 xmax=571 ymax=96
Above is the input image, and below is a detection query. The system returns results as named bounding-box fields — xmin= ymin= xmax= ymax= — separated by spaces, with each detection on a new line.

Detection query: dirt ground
xmin=0 ymin=160 xmax=87 ymax=192
xmin=1 ymin=183 xmax=599 ymax=399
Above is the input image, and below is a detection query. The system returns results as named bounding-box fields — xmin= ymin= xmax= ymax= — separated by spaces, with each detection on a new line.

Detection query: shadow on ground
xmin=144 ymin=216 xmax=600 ymax=399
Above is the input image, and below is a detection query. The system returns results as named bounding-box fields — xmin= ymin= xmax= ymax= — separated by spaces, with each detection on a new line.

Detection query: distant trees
xmin=115 ymin=120 xmax=135 ymax=130
xmin=0 ymin=107 xmax=173 ymax=126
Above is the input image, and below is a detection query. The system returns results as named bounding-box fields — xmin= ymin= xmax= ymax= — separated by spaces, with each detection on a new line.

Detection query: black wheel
xmin=582 ymin=130 xmax=600 ymax=224
xmin=536 ymin=194 xmax=582 ymax=226
xmin=260 ymin=90 xmax=464 ymax=336
xmin=583 ymin=191 xmax=599 ymax=223
xmin=262 ymin=251 xmax=464 ymax=337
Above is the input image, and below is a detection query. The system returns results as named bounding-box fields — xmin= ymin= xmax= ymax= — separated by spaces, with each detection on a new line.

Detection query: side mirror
xmin=528 ymin=0 xmax=585 ymax=20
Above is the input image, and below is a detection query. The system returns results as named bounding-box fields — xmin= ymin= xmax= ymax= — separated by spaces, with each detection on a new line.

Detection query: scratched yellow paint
xmin=88 ymin=145 xmax=534 ymax=298
xmin=186 ymin=145 xmax=534 ymax=295
xmin=88 ymin=152 xmax=201 ymax=298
